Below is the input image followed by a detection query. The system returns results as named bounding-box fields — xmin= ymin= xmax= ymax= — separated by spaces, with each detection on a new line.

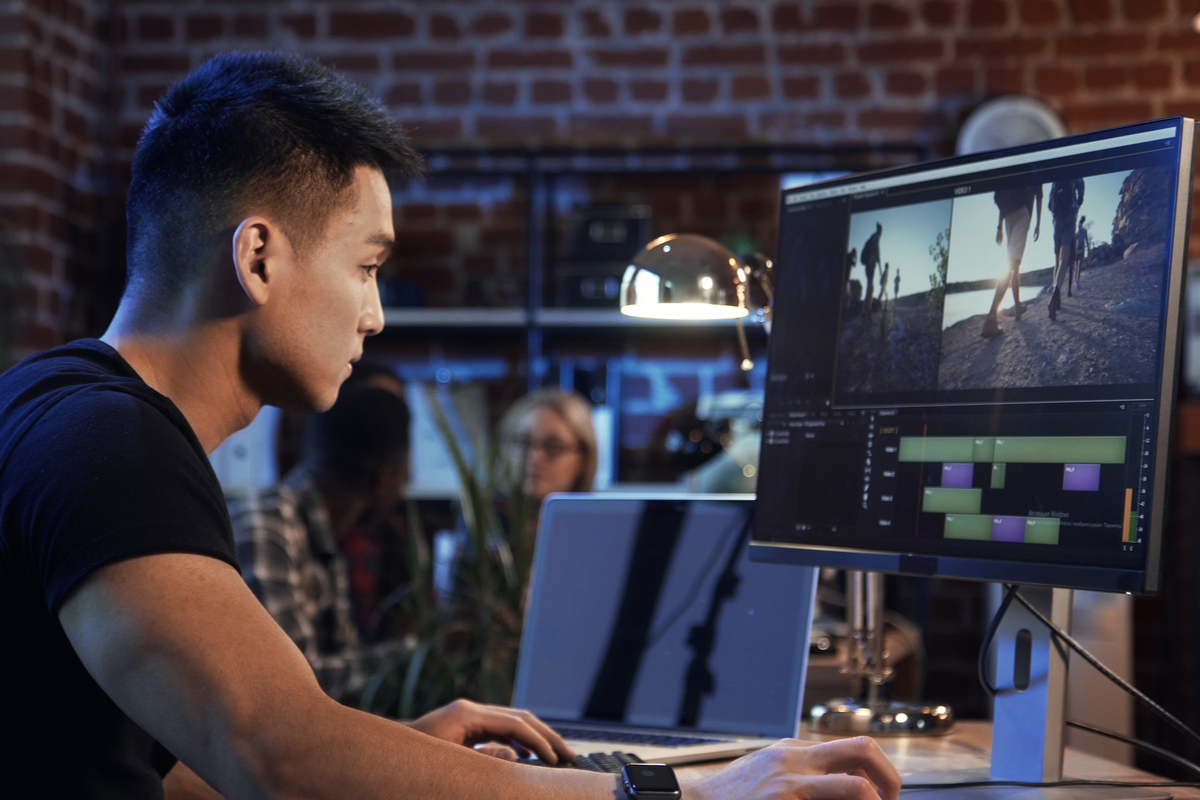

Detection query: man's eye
xmin=363 ymin=265 xmax=378 ymax=277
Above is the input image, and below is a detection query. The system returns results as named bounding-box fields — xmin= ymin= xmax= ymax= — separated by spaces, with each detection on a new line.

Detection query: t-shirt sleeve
xmin=9 ymin=387 xmax=239 ymax=613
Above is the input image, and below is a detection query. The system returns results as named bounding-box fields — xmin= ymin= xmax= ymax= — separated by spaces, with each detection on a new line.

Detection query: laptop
xmin=512 ymin=493 xmax=818 ymax=766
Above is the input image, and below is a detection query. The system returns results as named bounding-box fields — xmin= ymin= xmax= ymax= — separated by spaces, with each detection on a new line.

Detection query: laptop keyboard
xmin=572 ymin=751 xmax=643 ymax=773
xmin=554 ymin=725 xmax=732 ymax=747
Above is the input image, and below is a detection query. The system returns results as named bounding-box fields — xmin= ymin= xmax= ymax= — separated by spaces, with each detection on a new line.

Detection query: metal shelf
xmin=383 ymin=307 xmax=527 ymax=328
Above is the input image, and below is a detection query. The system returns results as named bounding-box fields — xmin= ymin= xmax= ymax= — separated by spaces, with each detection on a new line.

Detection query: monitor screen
xmin=751 ymin=118 xmax=1196 ymax=594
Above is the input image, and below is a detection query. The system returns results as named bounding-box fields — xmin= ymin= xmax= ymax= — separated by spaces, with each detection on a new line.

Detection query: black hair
xmin=126 ymin=50 xmax=425 ymax=303
xmin=303 ymin=386 xmax=411 ymax=493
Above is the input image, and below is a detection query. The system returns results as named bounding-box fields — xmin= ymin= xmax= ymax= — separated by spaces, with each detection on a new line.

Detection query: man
xmin=861 ymin=222 xmax=883 ymax=318
xmin=1048 ymin=177 xmax=1086 ymax=321
xmin=982 ymin=183 xmax=1042 ymax=338
xmin=0 ymin=52 xmax=900 ymax=799
xmin=1071 ymin=215 xmax=1089 ymax=297
xmin=230 ymin=386 xmax=410 ymax=703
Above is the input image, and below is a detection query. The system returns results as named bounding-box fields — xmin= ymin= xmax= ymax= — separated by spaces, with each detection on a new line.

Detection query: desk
xmin=676 ymin=721 xmax=1199 ymax=799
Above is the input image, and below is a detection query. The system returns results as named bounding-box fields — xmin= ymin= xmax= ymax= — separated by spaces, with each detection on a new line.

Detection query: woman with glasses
xmin=503 ymin=388 xmax=598 ymax=517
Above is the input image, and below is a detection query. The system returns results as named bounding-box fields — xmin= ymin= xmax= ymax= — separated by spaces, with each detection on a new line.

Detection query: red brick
xmin=281 ymin=14 xmax=315 ymax=40
xmin=393 ymin=52 xmax=475 ymax=70
xmin=683 ymin=44 xmax=765 ymax=66
xmin=136 ymin=15 xmax=172 ymax=41
xmin=569 ymin=115 xmax=655 ymax=136
xmin=447 ymin=204 xmax=482 ymax=222
xmin=395 ymin=230 xmax=455 ymax=256
xmin=234 ymin=14 xmax=268 ymax=39
xmin=631 ymin=80 xmax=668 ymax=101
xmin=1135 ymin=62 xmax=1173 ymax=90
xmin=886 ymin=71 xmax=926 ymax=96
xmin=732 ymin=74 xmax=771 ymax=100
xmin=581 ymin=10 xmax=611 ymax=37
xmin=591 ymin=48 xmax=666 ymax=67
xmin=471 ymin=12 xmax=512 ymax=37
xmin=330 ymin=12 xmax=415 ymax=40
xmin=318 ymin=54 xmax=379 ymax=74
xmin=1057 ymin=33 xmax=1149 ymax=57
xmin=835 ymin=72 xmax=872 ymax=99
xmin=772 ymin=4 xmax=807 ymax=31
xmin=1018 ymin=0 xmax=1060 ymax=25
xmin=968 ymin=0 xmax=1008 ymax=27
xmin=525 ymin=12 xmax=562 ymax=38
xmin=532 ymin=80 xmax=570 ymax=104
xmin=955 ymin=36 xmax=1046 ymax=58
xmin=1085 ymin=65 xmax=1130 ymax=92
xmin=675 ymin=8 xmax=711 ymax=35
xmin=721 ymin=8 xmax=759 ymax=33
xmin=488 ymin=50 xmax=572 ymax=69
xmin=1061 ymin=100 xmax=1154 ymax=128
xmin=922 ymin=1 xmax=956 ymax=26
xmin=936 ymin=68 xmax=976 ymax=95
xmin=1158 ymin=32 xmax=1197 ymax=53
xmin=985 ymin=67 xmax=1025 ymax=93
xmin=1164 ymin=100 xmax=1200 ymax=118
xmin=434 ymin=80 xmax=470 ymax=105
xmin=1124 ymin=0 xmax=1166 ymax=22
xmin=1035 ymin=66 xmax=1080 ymax=95
xmin=870 ymin=3 xmax=911 ymax=28
xmin=1068 ymin=0 xmax=1112 ymax=24
xmin=781 ymin=76 xmax=819 ymax=98
xmin=665 ymin=114 xmax=747 ymax=137
xmin=625 ymin=8 xmax=661 ymax=35
xmin=431 ymin=14 xmax=462 ymax=40
xmin=814 ymin=4 xmax=858 ymax=29
xmin=401 ymin=118 xmax=463 ymax=141
xmin=476 ymin=116 xmax=558 ymax=139
xmin=584 ymin=78 xmax=618 ymax=103
xmin=858 ymin=108 xmax=936 ymax=129
xmin=386 ymin=82 xmax=421 ymax=105
xmin=858 ymin=39 xmax=943 ymax=62
xmin=778 ymin=43 xmax=846 ymax=64
xmin=120 ymin=54 xmax=189 ymax=73
xmin=683 ymin=78 xmax=719 ymax=103
xmin=136 ymin=83 xmax=167 ymax=109
xmin=483 ymin=81 xmax=517 ymax=104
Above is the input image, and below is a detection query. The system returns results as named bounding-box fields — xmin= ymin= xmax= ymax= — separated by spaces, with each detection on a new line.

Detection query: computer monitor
xmin=751 ymin=118 xmax=1196 ymax=787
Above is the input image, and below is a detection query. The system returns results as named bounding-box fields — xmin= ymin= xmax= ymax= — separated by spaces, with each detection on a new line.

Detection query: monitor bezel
xmin=750 ymin=117 xmax=1197 ymax=595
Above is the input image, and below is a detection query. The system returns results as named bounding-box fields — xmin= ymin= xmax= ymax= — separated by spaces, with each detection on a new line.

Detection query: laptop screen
xmin=513 ymin=495 xmax=816 ymax=738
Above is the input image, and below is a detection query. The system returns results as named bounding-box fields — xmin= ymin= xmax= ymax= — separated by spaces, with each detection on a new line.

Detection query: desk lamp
xmin=621 ymin=232 xmax=952 ymax=737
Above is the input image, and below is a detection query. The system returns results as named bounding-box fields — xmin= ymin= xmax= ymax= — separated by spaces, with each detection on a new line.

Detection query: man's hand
xmin=409 ymin=699 xmax=575 ymax=765
xmin=689 ymin=737 xmax=901 ymax=800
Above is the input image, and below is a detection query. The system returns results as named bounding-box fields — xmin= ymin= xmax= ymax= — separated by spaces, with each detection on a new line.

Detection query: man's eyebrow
xmin=366 ymin=233 xmax=394 ymax=256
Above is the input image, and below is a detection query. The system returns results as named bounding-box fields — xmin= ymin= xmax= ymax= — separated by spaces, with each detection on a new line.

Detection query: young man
xmin=0 ymin=52 xmax=900 ymax=799
xmin=231 ymin=386 xmax=411 ymax=703
xmin=1048 ymin=177 xmax=1086 ymax=321
xmin=981 ymin=183 xmax=1042 ymax=338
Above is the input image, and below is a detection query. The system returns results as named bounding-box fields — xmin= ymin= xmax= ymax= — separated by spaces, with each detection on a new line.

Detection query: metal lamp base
xmin=810 ymin=698 xmax=955 ymax=736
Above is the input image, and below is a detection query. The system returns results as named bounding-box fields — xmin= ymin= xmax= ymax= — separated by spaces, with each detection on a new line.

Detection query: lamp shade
xmin=620 ymin=234 xmax=749 ymax=320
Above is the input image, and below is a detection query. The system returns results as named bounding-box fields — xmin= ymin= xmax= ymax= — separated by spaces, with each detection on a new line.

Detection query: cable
xmin=1066 ymin=719 xmax=1200 ymax=782
xmin=1010 ymin=588 xmax=1200 ymax=754
xmin=976 ymin=582 xmax=1020 ymax=696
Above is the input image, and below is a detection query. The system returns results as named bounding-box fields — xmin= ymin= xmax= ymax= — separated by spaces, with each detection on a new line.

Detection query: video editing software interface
xmin=754 ymin=119 xmax=1192 ymax=591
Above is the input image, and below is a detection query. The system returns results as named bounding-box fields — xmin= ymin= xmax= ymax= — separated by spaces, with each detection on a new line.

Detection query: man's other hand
xmin=689 ymin=737 xmax=902 ymax=800
xmin=409 ymin=699 xmax=575 ymax=765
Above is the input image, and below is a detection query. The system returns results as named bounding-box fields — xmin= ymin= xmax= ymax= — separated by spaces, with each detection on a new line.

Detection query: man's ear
xmin=232 ymin=217 xmax=287 ymax=306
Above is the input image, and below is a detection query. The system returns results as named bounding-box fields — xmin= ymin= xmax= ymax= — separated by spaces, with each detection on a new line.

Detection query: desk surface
xmin=675 ymin=721 xmax=1199 ymax=799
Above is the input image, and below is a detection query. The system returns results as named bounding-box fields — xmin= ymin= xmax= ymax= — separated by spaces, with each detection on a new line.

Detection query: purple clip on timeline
xmin=942 ymin=463 xmax=974 ymax=488
xmin=991 ymin=516 xmax=1026 ymax=543
xmin=1063 ymin=464 xmax=1101 ymax=492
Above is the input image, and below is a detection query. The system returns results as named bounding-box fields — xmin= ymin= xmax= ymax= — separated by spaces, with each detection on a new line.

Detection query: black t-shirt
xmin=0 ymin=339 xmax=239 ymax=798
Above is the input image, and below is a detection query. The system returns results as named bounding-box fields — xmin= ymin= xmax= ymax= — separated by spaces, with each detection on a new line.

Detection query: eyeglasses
xmin=516 ymin=435 xmax=580 ymax=460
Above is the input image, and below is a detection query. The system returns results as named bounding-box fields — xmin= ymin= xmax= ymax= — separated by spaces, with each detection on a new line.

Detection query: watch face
xmin=624 ymin=764 xmax=681 ymax=795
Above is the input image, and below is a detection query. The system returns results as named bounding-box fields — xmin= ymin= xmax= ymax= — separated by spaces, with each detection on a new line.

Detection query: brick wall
xmin=8 ymin=0 xmax=1200 ymax=344
xmin=0 ymin=0 xmax=106 ymax=365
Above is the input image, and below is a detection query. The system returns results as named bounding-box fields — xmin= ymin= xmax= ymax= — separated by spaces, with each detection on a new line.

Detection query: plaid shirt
xmin=229 ymin=469 xmax=385 ymax=701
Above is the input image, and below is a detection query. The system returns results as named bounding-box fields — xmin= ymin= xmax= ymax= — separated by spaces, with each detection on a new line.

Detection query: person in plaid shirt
xmin=229 ymin=386 xmax=410 ymax=701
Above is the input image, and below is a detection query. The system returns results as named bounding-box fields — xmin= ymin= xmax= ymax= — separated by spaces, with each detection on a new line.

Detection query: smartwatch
xmin=621 ymin=763 xmax=682 ymax=799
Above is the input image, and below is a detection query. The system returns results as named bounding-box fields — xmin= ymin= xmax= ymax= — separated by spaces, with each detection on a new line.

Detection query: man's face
xmin=254 ymin=165 xmax=393 ymax=412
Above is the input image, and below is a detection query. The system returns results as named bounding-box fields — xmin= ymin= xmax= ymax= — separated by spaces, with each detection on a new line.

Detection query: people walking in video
xmin=861 ymin=222 xmax=883 ymax=319
xmin=981 ymin=184 xmax=1042 ymax=338
xmin=1048 ymin=177 xmax=1085 ymax=321
xmin=1071 ymin=215 xmax=1089 ymax=296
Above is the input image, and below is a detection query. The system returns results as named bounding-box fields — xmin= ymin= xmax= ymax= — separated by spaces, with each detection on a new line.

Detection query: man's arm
xmin=60 ymin=552 xmax=901 ymax=800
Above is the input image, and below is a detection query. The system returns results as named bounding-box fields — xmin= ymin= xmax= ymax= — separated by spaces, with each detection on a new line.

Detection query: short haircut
xmin=303 ymin=386 xmax=411 ymax=492
xmin=126 ymin=50 xmax=425 ymax=302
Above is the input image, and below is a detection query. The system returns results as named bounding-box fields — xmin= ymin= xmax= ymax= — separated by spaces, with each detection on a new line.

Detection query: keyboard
xmin=553 ymin=725 xmax=731 ymax=747
xmin=572 ymin=751 xmax=644 ymax=773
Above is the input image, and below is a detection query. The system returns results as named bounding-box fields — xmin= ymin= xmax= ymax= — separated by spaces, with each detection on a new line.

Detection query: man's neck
xmin=101 ymin=313 xmax=262 ymax=455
